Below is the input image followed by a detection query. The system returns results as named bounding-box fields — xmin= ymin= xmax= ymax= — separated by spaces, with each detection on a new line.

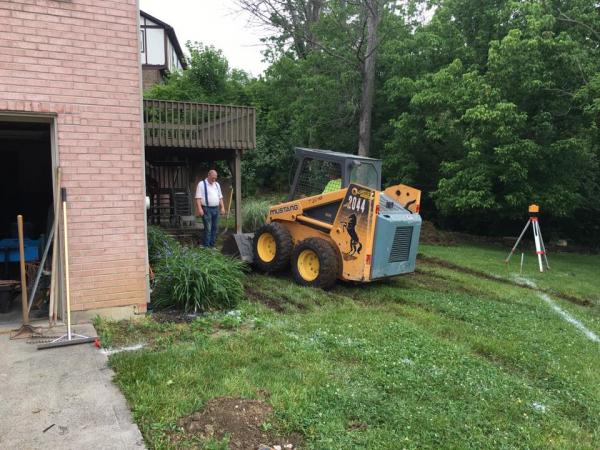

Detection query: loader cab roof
xmin=294 ymin=147 xmax=381 ymax=164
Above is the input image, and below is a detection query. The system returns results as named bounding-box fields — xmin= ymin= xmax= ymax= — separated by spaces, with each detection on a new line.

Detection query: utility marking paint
xmin=514 ymin=276 xmax=599 ymax=344
xmin=100 ymin=343 xmax=146 ymax=355
xmin=537 ymin=292 xmax=600 ymax=344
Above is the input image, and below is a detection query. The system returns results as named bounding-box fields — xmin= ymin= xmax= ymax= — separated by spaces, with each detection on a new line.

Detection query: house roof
xmin=140 ymin=10 xmax=188 ymax=70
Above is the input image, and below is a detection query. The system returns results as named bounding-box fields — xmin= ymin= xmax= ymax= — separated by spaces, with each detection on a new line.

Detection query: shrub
xmin=147 ymin=225 xmax=179 ymax=266
xmin=152 ymin=246 xmax=246 ymax=313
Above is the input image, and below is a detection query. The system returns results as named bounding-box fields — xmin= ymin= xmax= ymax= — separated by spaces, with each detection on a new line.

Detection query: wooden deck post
xmin=234 ymin=149 xmax=242 ymax=234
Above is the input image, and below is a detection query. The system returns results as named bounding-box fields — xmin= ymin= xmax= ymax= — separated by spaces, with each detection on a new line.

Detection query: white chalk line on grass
xmin=537 ymin=292 xmax=600 ymax=344
xmin=100 ymin=343 xmax=146 ymax=355
xmin=515 ymin=276 xmax=600 ymax=344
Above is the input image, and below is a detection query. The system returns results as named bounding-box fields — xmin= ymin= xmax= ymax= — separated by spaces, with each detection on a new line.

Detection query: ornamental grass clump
xmin=147 ymin=225 xmax=179 ymax=266
xmin=152 ymin=246 xmax=246 ymax=313
xmin=242 ymin=198 xmax=271 ymax=231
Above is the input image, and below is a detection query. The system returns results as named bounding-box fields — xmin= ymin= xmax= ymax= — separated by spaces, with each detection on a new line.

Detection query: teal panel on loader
xmin=370 ymin=195 xmax=421 ymax=279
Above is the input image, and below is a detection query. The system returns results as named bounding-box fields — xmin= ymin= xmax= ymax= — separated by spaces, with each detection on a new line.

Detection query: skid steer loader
xmin=235 ymin=147 xmax=422 ymax=288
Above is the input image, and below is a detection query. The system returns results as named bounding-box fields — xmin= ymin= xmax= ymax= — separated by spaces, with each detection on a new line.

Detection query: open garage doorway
xmin=0 ymin=118 xmax=57 ymax=326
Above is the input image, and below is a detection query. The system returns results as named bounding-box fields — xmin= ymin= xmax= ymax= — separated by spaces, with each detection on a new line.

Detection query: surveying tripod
xmin=505 ymin=204 xmax=549 ymax=272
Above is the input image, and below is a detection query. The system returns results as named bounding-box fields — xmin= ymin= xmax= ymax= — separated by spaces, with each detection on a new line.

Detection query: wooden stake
xmin=48 ymin=168 xmax=62 ymax=325
xmin=520 ymin=253 xmax=524 ymax=276
xmin=11 ymin=216 xmax=42 ymax=338
xmin=17 ymin=215 xmax=29 ymax=326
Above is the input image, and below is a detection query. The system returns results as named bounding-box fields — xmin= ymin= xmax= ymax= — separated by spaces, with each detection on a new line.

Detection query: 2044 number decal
xmin=345 ymin=195 xmax=367 ymax=214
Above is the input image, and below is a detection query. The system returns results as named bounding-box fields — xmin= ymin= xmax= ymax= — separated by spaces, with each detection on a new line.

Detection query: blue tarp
xmin=0 ymin=238 xmax=40 ymax=262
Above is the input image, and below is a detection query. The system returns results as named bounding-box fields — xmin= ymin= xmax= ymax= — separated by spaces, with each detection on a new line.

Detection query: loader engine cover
xmin=370 ymin=193 xmax=421 ymax=279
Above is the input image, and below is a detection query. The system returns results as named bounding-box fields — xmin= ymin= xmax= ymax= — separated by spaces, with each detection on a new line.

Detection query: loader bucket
xmin=221 ymin=233 xmax=255 ymax=262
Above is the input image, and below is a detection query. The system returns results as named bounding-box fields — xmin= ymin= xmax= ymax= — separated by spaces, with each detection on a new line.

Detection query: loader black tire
xmin=253 ymin=222 xmax=293 ymax=273
xmin=291 ymin=237 xmax=340 ymax=289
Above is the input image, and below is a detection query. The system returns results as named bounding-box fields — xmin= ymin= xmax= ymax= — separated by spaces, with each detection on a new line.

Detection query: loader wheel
xmin=292 ymin=238 xmax=339 ymax=289
xmin=253 ymin=222 xmax=293 ymax=272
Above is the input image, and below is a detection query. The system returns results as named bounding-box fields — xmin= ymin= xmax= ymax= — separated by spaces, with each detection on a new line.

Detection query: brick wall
xmin=0 ymin=0 xmax=148 ymax=313
xmin=142 ymin=67 xmax=163 ymax=91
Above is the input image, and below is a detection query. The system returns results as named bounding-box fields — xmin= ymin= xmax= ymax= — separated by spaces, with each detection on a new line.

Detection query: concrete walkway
xmin=0 ymin=323 xmax=145 ymax=449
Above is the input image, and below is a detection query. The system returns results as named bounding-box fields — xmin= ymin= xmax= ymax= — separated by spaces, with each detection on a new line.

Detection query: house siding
xmin=0 ymin=0 xmax=148 ymax=314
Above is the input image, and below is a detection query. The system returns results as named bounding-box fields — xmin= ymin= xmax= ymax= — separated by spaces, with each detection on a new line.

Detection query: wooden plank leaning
xmin=48 ymin=167 xmax=62 ymax=326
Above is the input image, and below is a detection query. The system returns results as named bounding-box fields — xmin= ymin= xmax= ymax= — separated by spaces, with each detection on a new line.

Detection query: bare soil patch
xmin=420 ymin=220 xmax=457 ymax=245
xmin=245 ymin=285 xmax=287 ymax=313
xmin=151 ymin=310 xmax=199 ymax=323
xmin=176 ymin=397 xmax=300 ymax=450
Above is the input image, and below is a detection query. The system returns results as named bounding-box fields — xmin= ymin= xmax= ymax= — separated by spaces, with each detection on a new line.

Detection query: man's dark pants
xmin=202 ymin=206 xmax=219 ymax=247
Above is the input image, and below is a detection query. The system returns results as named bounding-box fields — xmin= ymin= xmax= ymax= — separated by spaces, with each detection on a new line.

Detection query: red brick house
xmin=0 ymin=1 xmax=255 ymax=323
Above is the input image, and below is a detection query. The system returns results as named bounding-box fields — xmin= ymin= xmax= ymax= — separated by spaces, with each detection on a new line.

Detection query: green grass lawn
xmin=97 ymin=243 xmax=600 ymax=449
xmin=420 ymin=243 xmax=600 ymax=307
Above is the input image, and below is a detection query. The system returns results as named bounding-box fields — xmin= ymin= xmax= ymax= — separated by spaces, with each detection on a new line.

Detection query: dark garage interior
xmin=0 ymin=120 xmax=53 ymax=321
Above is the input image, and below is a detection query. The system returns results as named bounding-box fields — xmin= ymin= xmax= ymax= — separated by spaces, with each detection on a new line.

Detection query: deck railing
xmin=143 ymin=99 xmax=256 ymax=150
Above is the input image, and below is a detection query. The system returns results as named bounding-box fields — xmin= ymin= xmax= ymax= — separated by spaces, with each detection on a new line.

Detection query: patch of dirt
xmin=151 ymin=310 xmax=199 ymax=323
xmin=245 ymin=285 xmax=286 ymax=313
xmin=176 ymin=397 xmax=300 ymax=450
xmin=245 ymin=279 xmax=324 ymax=313
xmin=419 ymin=254 xmax=518 ymax=283
xmin=420 ymin=220 xmax=456 ymax=245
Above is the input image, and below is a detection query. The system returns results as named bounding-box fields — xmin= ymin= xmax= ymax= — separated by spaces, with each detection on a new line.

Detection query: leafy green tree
xmin=383 ymin=0 xmax=599 ymax=238
xmin=145 ymin=42 xmax=251 ymax=105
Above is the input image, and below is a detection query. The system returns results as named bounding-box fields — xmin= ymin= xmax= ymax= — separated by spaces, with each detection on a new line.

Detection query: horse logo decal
xmin=342 ymin=213 xmax=362 ymax=256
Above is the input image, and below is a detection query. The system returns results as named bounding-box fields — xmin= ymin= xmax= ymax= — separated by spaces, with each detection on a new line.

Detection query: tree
xmin=358 ymin=1 xmax=382 ymax=156
xmin=145 ymin=42 xmax=251 ymax=105
xmin=238 ymin=0 xmax=324 ymax=59
xmin=383 ymin=0 xmax=600 ymax=238
xmin=238 ymin=0 xmax=395 ymax=156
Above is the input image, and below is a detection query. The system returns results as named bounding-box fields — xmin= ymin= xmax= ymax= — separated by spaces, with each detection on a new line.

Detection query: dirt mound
xmin=420 ymin=221 xmax=456 ymax=245
xmin=178 ymin=397 xmax=299 ymax=450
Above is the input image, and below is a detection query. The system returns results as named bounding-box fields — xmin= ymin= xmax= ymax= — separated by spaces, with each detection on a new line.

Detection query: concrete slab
xmin=0 ymin=324 xmax=145 ymax=449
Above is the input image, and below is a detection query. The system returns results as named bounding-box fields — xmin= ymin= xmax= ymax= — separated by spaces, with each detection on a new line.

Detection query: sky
xmin=140 ymin=0 xmax=270 ymax=76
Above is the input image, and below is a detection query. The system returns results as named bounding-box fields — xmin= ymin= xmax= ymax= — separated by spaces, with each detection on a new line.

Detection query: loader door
xmin=331 ymin=184 xmax=379 ymax=281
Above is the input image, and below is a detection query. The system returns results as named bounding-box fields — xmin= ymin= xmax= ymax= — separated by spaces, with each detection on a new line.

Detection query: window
xmin=140 ymin=30 xmax=145 ymax=53
xmin=349 ymin=162 xmax=378 ymax=189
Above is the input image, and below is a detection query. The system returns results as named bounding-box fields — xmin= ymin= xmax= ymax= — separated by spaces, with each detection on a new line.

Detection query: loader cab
xmin=289 ymin=147 xmax=382 ymax=201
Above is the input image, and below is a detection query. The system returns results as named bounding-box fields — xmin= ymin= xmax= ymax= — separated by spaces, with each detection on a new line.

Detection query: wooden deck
xmin=143 ymin=99 xmax=256 ymax=150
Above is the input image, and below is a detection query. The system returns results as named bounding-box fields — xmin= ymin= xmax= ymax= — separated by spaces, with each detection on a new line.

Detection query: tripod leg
xmin=536 ymin=220 xmax=550 ymax=270
xmin=532 ymin=219 xmax=544 ymax=272
xmin=505 ymin=219 xmax=531 ymax=263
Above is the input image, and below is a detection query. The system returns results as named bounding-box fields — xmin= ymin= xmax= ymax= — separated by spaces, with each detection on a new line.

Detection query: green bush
xmin=152 ymin=246 xmax=246 ymax=313
xmin=147 ymin=225 xmax=179 ymax=266
xmin=241 ymin=198 xmax=272 ymax=231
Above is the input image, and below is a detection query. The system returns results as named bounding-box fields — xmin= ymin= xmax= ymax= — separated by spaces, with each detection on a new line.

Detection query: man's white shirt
xmin=195 ymin=179 xmax=223 ymax=207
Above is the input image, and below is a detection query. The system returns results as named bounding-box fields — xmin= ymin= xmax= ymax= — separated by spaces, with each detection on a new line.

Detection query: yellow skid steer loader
xmin=235 ymin=147 xmax=422 ymax=288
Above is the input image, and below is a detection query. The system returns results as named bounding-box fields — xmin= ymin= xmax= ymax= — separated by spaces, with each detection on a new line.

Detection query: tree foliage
xmin=382 ymin=0 xmax=599 ymax=237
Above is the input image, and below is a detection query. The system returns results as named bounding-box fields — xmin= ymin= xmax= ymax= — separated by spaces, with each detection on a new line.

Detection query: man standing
xmin=195 ymin=169 xmax=225 ymax=248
